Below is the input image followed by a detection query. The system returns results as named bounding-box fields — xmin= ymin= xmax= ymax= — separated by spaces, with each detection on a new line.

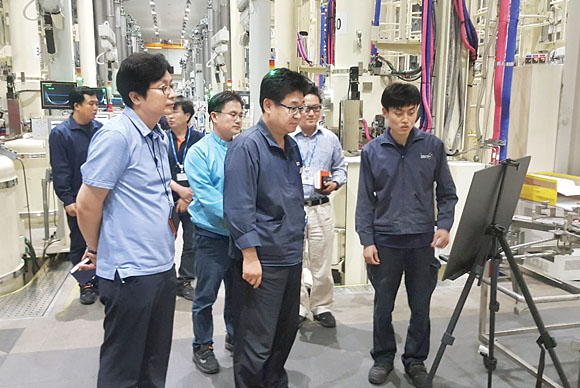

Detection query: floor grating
xmin=0 ymin=261 xmax=70 ymax=321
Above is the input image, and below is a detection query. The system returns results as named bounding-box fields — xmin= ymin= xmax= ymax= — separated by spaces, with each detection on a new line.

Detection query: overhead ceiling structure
xmin=121 ymin=0 xmax=207 ymax=42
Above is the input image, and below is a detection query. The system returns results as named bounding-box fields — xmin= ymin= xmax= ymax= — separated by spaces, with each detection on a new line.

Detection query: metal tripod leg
xmin=427 ymin=256 xmax=486 ymax=385
xmin=496 ymin=232 xmax=571 ymax=388
xmin=484 ymin=253 xmax=501 ymax=388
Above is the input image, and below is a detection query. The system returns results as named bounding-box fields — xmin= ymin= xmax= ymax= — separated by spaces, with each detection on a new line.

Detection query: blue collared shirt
xmin=224 ymin=118 xmax=305 ymax=266
xmin=355 ymin=127 xmax=458 ymax=247
xmin=49 ymin=116 xmax=103 ymax=206
xmin=81 ymin=107 xmax=175 ymax=280
xmin=184 ymin=131 xmax=230 ymax=236
xmin=291 ymin=124 xmax=347 ymax=201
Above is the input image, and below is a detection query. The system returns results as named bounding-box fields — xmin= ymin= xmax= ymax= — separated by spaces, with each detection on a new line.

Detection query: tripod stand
xmin=426 ymin=158 xmax=571 ymax=388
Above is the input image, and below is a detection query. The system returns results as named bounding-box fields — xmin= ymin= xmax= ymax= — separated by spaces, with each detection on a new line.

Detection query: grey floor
xmin=0 ymin=256 xmax=579 ymax=388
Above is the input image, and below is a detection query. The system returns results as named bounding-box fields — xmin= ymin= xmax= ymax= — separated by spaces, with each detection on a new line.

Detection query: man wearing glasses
xmin=76 ymin=53 xmax=177 ymax=387
xmin=224 ymin=68 xmax=310 ymax=387
xmin=166 ymin=96 xmax=204 ymax=301
xmin=291 ymin=84 xmax=346 ymax=329
xmin=184 ymin=91 xmax=243 ymax=374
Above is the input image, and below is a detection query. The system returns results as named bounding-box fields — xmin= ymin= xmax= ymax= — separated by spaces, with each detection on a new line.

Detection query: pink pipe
xmin=362 ymin=118 xmax=372 ymax=142
xmin=453 ymin=0 xmax=476 ymax=60
xmin=421 ymin=0 xmax=433 ymax=132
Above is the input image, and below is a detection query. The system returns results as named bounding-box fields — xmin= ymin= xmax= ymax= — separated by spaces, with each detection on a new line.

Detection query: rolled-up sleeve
xmin=223 ymin=139 xmax=261 ymax=250
xmin=355 ymin=147 xmax=377 ymax=246
xmin=434 ymin=142 xmax=458 ymax=231
xmin=81 ymin=129 xmax=130 ymax=189
xmin=330 ymin=135 xmax=347 ymax=188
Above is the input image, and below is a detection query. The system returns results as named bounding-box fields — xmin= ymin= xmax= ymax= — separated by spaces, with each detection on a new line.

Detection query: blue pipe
xmin=371 ymin=0 xmax=381 ymax=61
xmin=499 ymin=0 xmax=520 ymax=160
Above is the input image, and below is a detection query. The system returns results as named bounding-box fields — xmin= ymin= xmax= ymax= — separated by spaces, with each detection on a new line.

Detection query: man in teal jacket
xmin=184 ymin=91 xmax=244 ymax=374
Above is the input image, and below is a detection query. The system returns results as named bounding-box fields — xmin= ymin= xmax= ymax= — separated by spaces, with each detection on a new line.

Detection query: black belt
xmin=304 ymin=197 xmax=329 ymax=207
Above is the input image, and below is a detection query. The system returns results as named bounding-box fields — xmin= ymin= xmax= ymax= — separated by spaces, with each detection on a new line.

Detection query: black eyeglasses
xmin=276 ymin=102 xmax=307 ymax=115
xmin=304 ymin=105 xmax=322 ymax=113
xmin=219 ymin=111 xmax=245 ymax=120
xmin=149 ymin=82 xmax=178 ymax=96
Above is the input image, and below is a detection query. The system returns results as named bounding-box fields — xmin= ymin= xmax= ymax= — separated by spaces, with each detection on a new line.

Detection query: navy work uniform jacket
xmin=166 ymin=128 xmax=204 ymax=202
xmin=355 ymin=127 xmax=458 ymax=247
xmin=49 ymin=116 xmax=103 ymax=206
xmin=224 ymin=119 xmax=305 ymax=266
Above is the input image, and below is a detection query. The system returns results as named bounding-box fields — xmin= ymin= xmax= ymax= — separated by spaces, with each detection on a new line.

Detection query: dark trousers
xmin=192 ymin=232 xmax=234 ymax=347
xmin=66 ymin=214 xmax=86 ymax=266
xmin=97 ymin=267 xmax=177 ymax=388
xmin=368 ymin=245 xmax=439 ymax=368
xmin=232 ymin=261 xmax=302 ymax=388
xmin=174 ymin=210 xmax=195 ymax=283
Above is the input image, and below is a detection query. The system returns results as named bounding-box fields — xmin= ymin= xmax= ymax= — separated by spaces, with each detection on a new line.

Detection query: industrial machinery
xmin=0 ymin=153 xmax=25 ymax=295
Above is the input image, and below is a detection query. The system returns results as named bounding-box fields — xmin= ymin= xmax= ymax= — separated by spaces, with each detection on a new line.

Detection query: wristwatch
xmin=87 ymin=247 xmax=97 ymax=255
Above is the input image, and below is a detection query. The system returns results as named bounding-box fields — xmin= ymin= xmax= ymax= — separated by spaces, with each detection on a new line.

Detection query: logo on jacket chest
xmin=420 ymin=152 xmax=433 ymax=160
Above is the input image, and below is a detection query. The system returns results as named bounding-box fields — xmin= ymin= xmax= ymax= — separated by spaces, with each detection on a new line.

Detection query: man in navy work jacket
xmin=224 ymin=68 xmax=310 ymax=388
xmin=76 ymin=53 xmax=177 ymax=388
xmin=185 ymin=91 xmax=243 ymax=374
xmin=166 ymin=96 xmax=203 ymax=301
xmin=48 ymin=87 xmax=102 ymax=305
xmin=356 ymin=83 xmax=458 ymax=388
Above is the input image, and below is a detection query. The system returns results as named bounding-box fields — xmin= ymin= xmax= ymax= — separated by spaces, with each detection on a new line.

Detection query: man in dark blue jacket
xmin=224 ymin=68 xmax=310 ymax=388
xmin=356 ymin=83 xmax=458 ymax=387
xmin=166 ymin=96 xmax=204 ymax=300
xmin=48 ymin=87 xmax=103 ymax=305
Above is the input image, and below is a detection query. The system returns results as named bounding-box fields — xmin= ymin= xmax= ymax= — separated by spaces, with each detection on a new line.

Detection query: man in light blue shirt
xmin=184 ymin=91 xmax=243 ymax=375
xmin=291 ymin=84 xmax=346 ymax=329
xmin=76 ymin=53 xmax=177 ymax=388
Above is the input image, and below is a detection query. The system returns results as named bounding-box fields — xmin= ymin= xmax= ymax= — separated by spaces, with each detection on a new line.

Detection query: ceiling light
xmin=149 ymin=0 xmax=155 ymax=4
xmin=152 ymin=10 xmax=156 ymax=15
xmin=185 ymin=7 xmax=190 ymax=13
xmin=184 ymin=15 xmax=189 ymax=21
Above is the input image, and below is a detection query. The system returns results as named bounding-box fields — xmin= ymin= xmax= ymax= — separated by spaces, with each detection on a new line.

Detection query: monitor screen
xmin=111 ymin=95 xmax=124 ymax=107
xmin=41 ymin=81 xmax=76 ymax=110
xmin=90 ymin=87 xmax=108 ymax=108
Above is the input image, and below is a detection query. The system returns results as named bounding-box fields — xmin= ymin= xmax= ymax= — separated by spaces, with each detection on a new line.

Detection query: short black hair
xmin=381 ymin=83 xmax=421 ymax=111
xmin=208 ymin=91 xmax=243 ymax=116
xmin=259 ymin=68 xmax=310 ymax=112
xmin=116 ymin=53 xmax=171 ymax=108
xmin=69 ymin=87 xmax=96 ymax=109
xmin=304 ymin=83 xmax=321 ymax=103
xmin=173 ymin=96 xmax=195 ymax=123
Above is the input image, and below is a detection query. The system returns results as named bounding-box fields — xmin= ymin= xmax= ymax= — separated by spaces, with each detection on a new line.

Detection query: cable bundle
xmin=324 ymin=0 xmax=336 ymax=65
xmin=452 ymin=0 xmax=478 ymax=62
xmin=297 ymin=32 xmax=313 ymax=66
xmin=419 ymin=0 xmax=435 ymax=133
xmin=376 ymin=54 xmax=422 ymax=81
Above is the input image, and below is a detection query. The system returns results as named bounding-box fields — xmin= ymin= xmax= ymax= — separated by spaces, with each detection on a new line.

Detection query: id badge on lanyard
xmin=176 ymin=163 xmax=188 ymax=183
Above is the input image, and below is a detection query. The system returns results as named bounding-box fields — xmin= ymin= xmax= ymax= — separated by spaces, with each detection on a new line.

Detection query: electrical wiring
xmin=420 ymin=0 xmax=435 ymax=133
xmin=297 ymin=32 xmax=313 ymax=66
xmin=23 ymin=0 xmax=39 ymax=22
xmin=370 ymin=0 xmax=381 ymax=63
xmin=15 ymin=159 xmax=33 ymax=245
xmin=452 ymin=0 xmax=478 ymax=61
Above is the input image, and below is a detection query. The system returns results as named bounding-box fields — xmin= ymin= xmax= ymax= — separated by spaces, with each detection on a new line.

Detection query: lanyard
xmin=132 ymin=123 xmax=171 ymax=206
xmin=170 ymin=128 xmax=191 ymax=167
xmin=297 ymin=132 xmax=319 ymax=169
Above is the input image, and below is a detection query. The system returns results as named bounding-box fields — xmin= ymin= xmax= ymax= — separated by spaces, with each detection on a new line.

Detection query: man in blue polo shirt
xmin=224 ymin=68 xmax=310 ymax=388
xmin=76 ymin=53 xmax=177 ymax=388
xmin=185 ymin=91 xmax=243 ymax=375
xmin=356 ymin=83 xmax=458 ymax=387
xmin=49 ymin=87 xmax=102 ymax=305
